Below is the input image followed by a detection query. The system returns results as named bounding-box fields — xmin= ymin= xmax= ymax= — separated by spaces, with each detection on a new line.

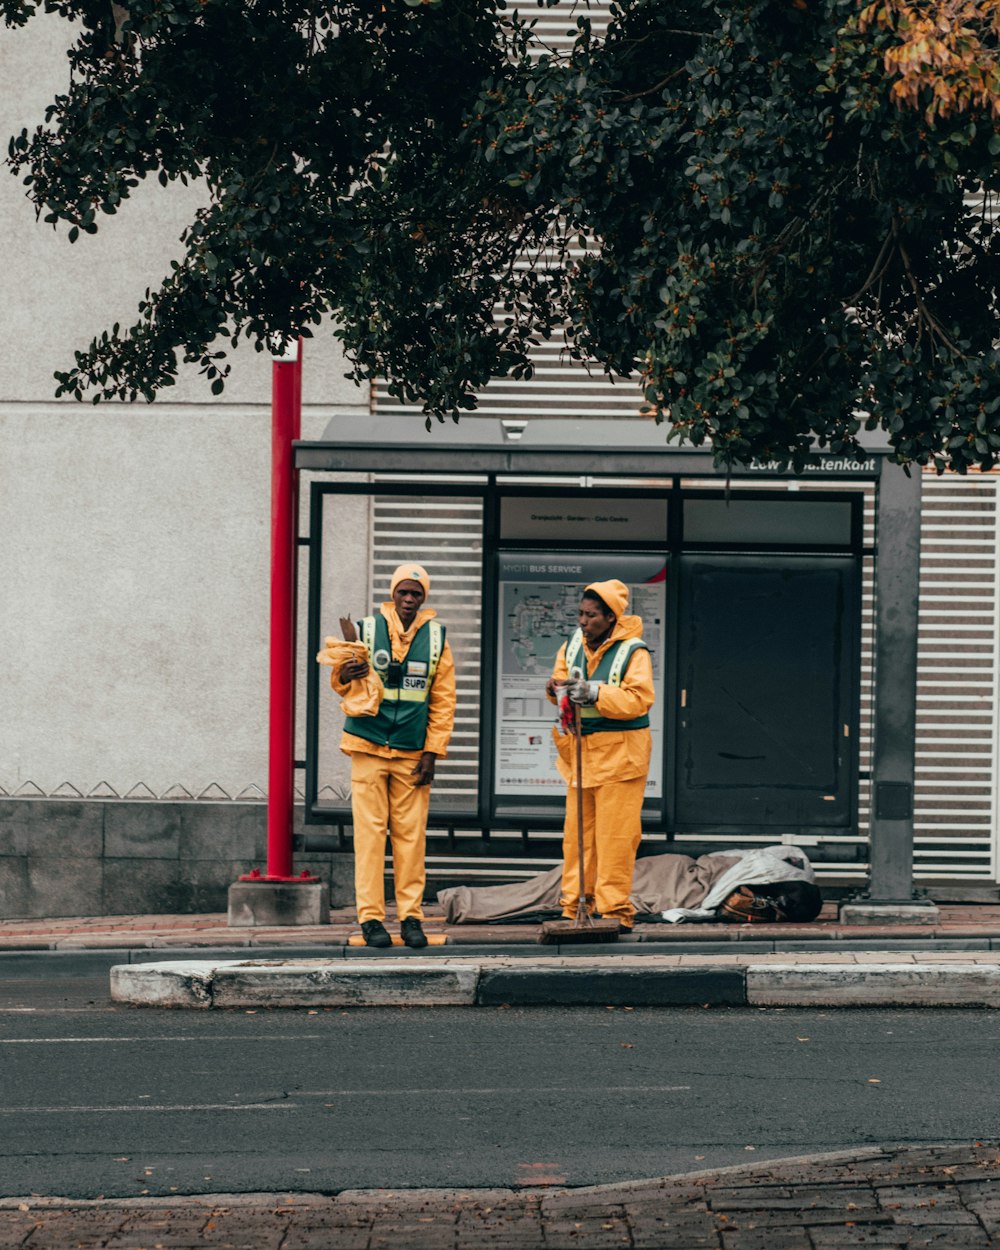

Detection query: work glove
xmin=567 ymin=679 xmax=600 ymax=706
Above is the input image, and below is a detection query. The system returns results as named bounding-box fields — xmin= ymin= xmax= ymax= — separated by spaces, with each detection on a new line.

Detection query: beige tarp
xmin=437 ymin=852 xmax=741 ymax=924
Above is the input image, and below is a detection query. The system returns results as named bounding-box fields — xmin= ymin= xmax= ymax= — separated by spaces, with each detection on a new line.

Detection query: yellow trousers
xmin=350 ymin=752 xmax=430 ymax=923
xmin=560 ymin=775 xmax=646 ymax=927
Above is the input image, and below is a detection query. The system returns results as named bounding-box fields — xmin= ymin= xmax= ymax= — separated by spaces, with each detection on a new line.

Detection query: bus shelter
xmin=294 ymin=417 xmax=921 ymax=907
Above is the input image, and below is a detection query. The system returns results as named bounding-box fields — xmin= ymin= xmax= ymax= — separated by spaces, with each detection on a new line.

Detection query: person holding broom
xmin=544 ymin=580 xmax=655 ymax=934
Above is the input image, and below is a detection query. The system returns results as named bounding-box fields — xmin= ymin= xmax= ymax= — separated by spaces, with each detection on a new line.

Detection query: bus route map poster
xmin=494 ymin=552 xmax=667 ymax=798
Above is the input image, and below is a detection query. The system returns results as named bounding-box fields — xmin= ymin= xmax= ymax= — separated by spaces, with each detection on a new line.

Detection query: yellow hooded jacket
xmin=548 ymin=613 xmax=655 ymax=787
xmin=316 ymin=639 xmax=383 ymax=718
xmin=331 ymin=602 xmax=457 ymax=760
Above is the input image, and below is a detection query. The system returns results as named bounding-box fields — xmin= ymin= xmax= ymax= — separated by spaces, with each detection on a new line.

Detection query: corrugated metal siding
xmin=373 ymin=322 xmax=647 ymax=424
xmin=375 ymin=5 xmax=645 ymax=426
xmin=855 ymin=550 xmax=875 ymax=882
xmin=913 ymin=472 xmax=998 ymax=880
xmin=521 ymin=6 xmax=616 ymax=46
xmin=370 ymin=494 xmax=484 ymax=809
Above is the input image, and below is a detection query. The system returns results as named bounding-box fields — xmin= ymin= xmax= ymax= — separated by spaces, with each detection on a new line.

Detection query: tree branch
xmin=893 ymin=214 xmax=966 ymax=357
xmin=847 ymin=227 xmax=894 ymax=304
xmin=615 ymin=66 xmax=686 ymax=103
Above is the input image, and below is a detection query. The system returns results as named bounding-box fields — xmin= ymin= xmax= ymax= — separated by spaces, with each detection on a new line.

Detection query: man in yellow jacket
xmin=545 ymin=579 xmax=655 ymax=933
xmin=332 ymin=564 xmax=456 ymax=948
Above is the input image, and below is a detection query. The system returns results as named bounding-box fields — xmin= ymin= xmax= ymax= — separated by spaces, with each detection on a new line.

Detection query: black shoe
xmin=400 ymin=917 xmax=428 ymax=949
xmin=617 ymin=923 xmax=634 ymax=935
xmin=361 ymin=919 xmax=392 ymax=949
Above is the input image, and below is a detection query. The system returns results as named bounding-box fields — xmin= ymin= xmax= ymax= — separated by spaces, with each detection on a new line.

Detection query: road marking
xmin=296 ymin=1085 xmax=691 ymax=1095
xmin=0 ymin=1104 xmax=300 ymax=1114
xmin=0 ymin=1035 xmax=323 ymax=1044
xmin=0 ymin=1005 xmax=117 ymax=1015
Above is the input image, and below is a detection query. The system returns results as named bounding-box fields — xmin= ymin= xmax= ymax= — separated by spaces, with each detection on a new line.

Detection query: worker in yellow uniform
xmin=545 ymin=579 xmax=655 ymax=933
xmin=330 ymin=564 xmax=456 ymax=949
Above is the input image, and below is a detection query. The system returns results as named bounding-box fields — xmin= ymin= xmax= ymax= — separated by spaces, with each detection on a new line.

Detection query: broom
xmin=538 ymin=672 xmax=620 ymax=945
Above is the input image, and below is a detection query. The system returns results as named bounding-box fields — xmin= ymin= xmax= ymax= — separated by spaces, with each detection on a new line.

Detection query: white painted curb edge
xmin=746 ymin=962 xmax=1000 ymax=1006
xmin=111 ymin=958 xmax=1000 ymax=1009
xmin=111 ymin=960 xmax=480 ymax=1008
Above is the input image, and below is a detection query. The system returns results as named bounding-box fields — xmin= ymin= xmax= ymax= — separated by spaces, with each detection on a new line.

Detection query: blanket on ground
xmin=437 ymin=846 xmax=814 ymax=924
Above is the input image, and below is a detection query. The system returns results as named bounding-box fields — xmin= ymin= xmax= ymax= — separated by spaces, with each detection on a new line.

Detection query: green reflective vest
xmin=564 ymin=629 xmax=650 ymax=735
xmin=344 ymin=614 xmax=445 ymax=751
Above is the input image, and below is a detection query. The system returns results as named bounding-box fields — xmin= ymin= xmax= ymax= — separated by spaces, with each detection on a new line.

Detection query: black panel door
xmin=674 ymin=556 xmax=858 ymax=829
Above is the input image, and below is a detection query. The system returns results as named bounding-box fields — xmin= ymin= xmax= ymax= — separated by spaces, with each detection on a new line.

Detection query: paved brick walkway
xmin=4 ymin=903 xmax=1000 ymax=951
xmin=2 ymin=1145 xmax=999 ymax=1248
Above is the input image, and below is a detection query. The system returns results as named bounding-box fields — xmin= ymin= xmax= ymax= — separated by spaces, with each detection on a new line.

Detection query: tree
xmin=861 ymin=0 xmax=1000 ymax=121
xmin=3 ymin=0 xmax=518 ymax=399
xmin=5 ymin=0 xmax=1000 ymax=471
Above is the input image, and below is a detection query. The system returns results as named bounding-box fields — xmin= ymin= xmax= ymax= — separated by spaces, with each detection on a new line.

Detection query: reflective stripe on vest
xmin=360 ymin=616 xmax=443 ymax=703
xmin=565 ymin=630 xmax=644 ymax=689
xmin=360 ymin=614 xmax=377 ymax=662
xmin=563 ymin=629 xmax=649 ymax=733
xmin=343 ymin=614 xmax=446 ymax=751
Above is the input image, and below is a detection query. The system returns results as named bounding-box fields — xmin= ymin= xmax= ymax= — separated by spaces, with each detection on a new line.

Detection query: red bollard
xmin=240 ymin=338 xmax=317 ymax=885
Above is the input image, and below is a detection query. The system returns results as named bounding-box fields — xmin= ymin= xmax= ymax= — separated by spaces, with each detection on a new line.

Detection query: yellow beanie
xmin=584 ymin=579 xmax=628 ymax=619
xmin=390 ymin=563 xmax=431 ymax=598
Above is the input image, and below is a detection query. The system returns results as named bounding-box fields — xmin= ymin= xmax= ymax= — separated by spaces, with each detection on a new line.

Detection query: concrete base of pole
xmin=227 ymin=881 xmax=329 ymax=928
xmin=327 ymin=854 xmax=356 ymax=909
xmin=838 ymin=898 xmax=940 ymax=926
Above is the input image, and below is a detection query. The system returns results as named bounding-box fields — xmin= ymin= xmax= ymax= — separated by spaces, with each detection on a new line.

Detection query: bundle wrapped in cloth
xmin=315 ymin=638 xmax=383 ymax=718
xmin=661 ymin=845 xmax=819 ymax=923
xmin=437 ymin=846 xmax=822 ymax=925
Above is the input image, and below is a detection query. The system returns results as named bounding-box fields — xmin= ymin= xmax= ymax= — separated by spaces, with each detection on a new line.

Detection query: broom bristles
xmin=537 ymin=918 xmax=621 ymax=946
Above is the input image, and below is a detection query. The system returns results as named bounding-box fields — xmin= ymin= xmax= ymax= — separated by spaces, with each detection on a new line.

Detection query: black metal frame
xmin=487 ymin=482 xmax=673 ymax=829
xmin=305 ymin=480 xmax=491 ymax=836
xmin=304 ymin=473 xmax=866 ymax=856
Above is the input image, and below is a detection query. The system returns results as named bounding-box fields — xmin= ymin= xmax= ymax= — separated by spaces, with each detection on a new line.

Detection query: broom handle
xmin=575 ymin=700 xmax=585 ymax=913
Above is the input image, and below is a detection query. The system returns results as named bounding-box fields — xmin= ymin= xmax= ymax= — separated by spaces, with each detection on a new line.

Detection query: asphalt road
xmin=2 ymin=969 xmax=999 ymax=1199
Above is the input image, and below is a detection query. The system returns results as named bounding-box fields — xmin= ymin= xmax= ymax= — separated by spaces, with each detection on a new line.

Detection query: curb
xmin=476 ymin=964 xmax=747 ymax=1006
xmin=111 ymin=960 xmax=481 ymax=1008
xmin=0 ymin=1146 xmax=905 ymax=1206
xmin=109 ymin=957 xmax=1000 ymax=1009
xmin=2 ymin=1143 xmax=996 ymax=1250
xmin=746 ymin=960 xmax=1000 ymax=1005
xmin=5 ymin=933 xmax=1000 ymax=968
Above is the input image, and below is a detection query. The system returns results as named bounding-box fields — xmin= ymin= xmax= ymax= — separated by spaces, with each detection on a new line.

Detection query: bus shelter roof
xmin=294 ymin=417 xmax=892 ymax=479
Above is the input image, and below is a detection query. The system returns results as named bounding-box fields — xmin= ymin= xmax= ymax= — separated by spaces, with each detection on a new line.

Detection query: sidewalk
xmin=2 ymin=1143 xmax=998 ymax=1248
xmin=5 ymin=900 xmax=1000 ymax=951
xmin=8 ymin=902 xmax=1000 ymax=1008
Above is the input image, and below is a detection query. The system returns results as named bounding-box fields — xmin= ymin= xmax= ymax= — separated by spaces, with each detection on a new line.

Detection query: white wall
xmin=0 ymin=14 xmax=369 ymax=801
